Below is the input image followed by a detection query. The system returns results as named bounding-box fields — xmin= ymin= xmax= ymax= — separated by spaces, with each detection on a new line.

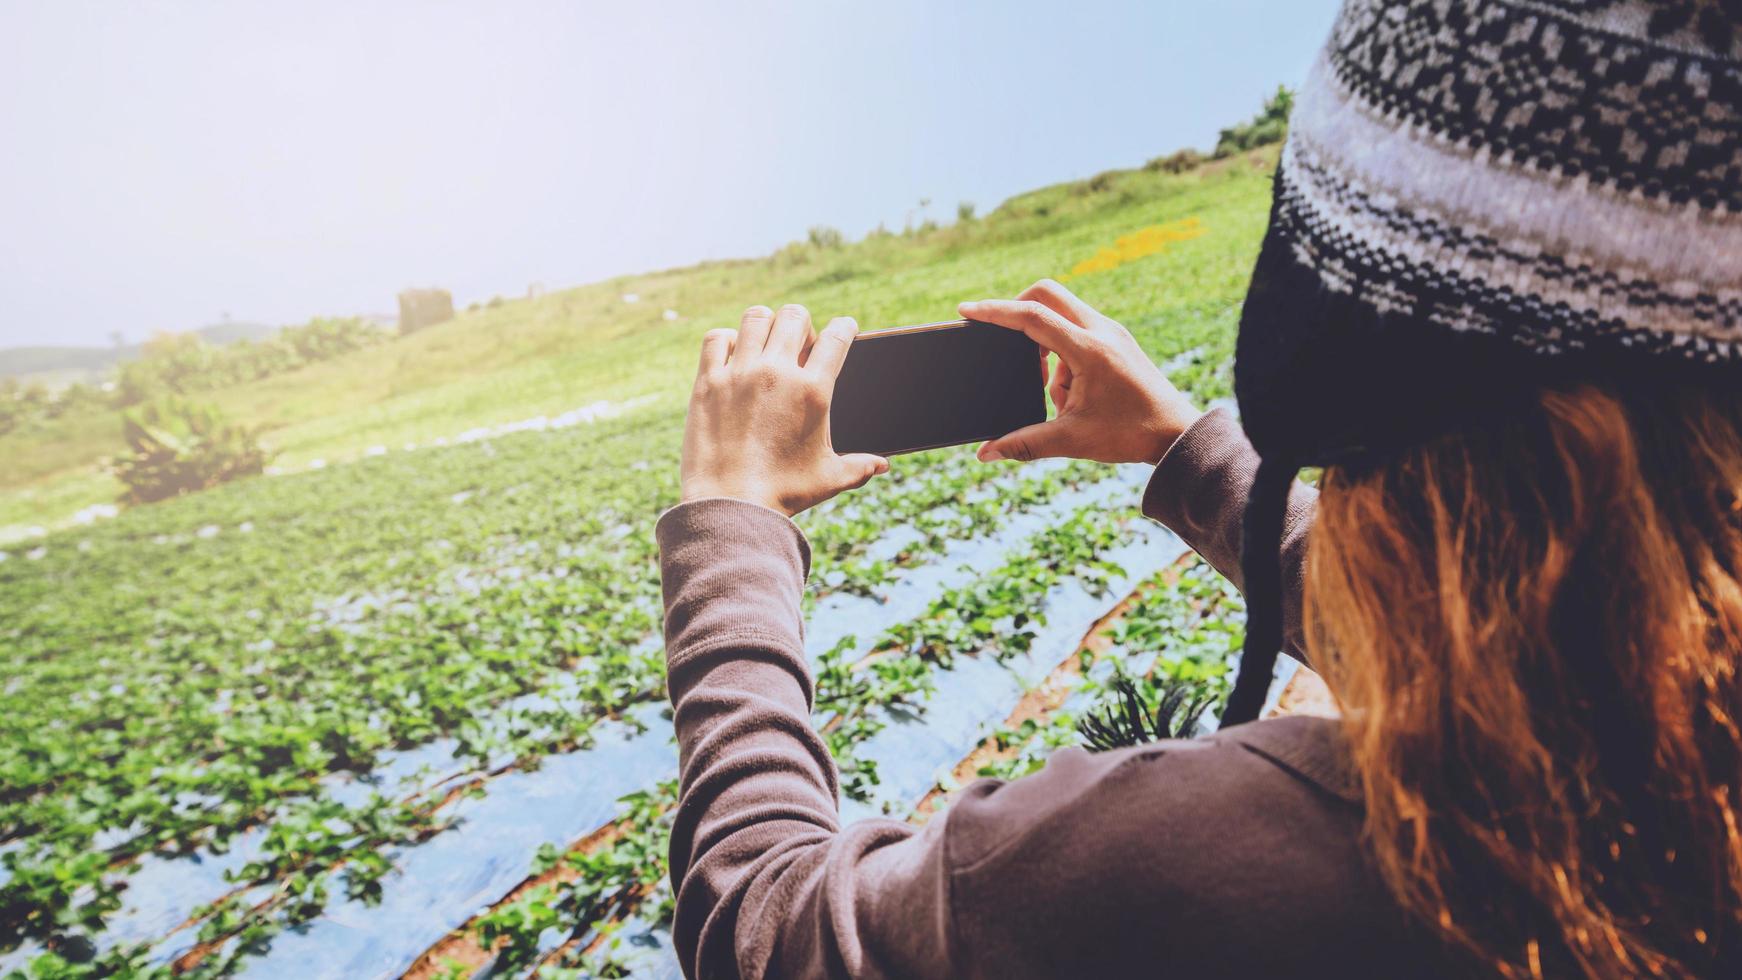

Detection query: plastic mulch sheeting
xmin=224 ymin=469 xmax=1157 ymax=978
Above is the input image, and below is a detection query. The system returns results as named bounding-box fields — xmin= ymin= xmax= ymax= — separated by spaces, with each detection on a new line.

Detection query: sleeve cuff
xmin=655 ymin=496 xmax=813 ymax=582
xmin=1142 ymin=407 xmax=1251 ymax=528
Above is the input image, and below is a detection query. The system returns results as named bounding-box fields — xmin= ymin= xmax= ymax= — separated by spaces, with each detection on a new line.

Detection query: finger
xmin=806 ymin=317 xmax=858 ymax=379
xmin=1018 ymin=278 xmax=1100 ymax=328
xmin=1049 ymin=355 xmax=1074 ymax=411
xmin=957 ymin=299 xmax=1090 ymax=357
xmin=766 ymin=304 xmax=812 ymax=361
xmin=833 ymin=453 xmax=889 ymax=492
xmin=698 ymin=328 xmax=737 ymax=373
xmin=978 ymin=418 xmax=1076 ymax=463
xmin=735 ymin=305 xmax=774 ymax=361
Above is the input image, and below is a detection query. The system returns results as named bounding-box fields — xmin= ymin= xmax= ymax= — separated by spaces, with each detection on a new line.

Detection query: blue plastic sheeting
xmin=798 ymin=462 xmax=1078 ymax=665
xmin=800 ymin=464 xmax=1138 ymax=669
xmin=228 ymin=702 xmax=676 ymax=978
xmin=0 ymin=632 xmax=669 ymax=975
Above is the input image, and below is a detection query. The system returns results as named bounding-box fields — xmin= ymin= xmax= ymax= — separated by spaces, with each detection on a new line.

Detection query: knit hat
xmin=1220 ymin=0 xmax=1742 ymax=727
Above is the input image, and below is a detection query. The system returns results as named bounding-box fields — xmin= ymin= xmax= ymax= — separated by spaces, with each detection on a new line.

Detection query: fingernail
xmin=980 ymin=447 xmax=1004 ymax=462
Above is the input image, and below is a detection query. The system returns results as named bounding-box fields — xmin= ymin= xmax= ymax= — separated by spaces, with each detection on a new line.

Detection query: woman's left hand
xmin=960 ymin=279 xmax=1200 ymax=465
xmin=679 ymin=303 xmax=889 ymax=517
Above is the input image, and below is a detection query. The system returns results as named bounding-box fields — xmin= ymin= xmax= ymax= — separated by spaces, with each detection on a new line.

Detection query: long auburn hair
xmin=1305 ymin=379 xmax=1742 ymax=978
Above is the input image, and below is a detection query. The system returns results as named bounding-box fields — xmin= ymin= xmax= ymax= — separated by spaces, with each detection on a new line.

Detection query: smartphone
xmin=829 ymin=319 xmax=1046 ymax=457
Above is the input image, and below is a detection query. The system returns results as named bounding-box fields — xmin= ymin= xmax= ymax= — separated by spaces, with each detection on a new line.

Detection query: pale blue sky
xmin=0 ymin=0 xmax=1341 ymax=347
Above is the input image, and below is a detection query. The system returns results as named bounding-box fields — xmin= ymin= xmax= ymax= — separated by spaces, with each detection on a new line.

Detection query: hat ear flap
xmin=1221 ymin=454 xmax=1297 ymax=728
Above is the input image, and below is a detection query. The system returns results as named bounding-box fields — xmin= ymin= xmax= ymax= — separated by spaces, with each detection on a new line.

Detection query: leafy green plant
xmin=1214 ymin=85 xmax=1294 ymax=158
xmin=1146 ymin=148 xmax=1205 ymax=174
xmin=1077 ymin=675 xmax=1215 ymax=751
xmin=111 ymin=397 xmax=269 ymax=504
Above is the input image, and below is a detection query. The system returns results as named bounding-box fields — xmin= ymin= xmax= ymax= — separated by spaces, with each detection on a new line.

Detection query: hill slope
xmin=0 ymin=147 xmax=1278 ymax=533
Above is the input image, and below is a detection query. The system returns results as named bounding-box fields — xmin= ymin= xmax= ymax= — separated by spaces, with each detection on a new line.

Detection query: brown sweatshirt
xmin=656 ymin=409 xmax=1452 ymax=979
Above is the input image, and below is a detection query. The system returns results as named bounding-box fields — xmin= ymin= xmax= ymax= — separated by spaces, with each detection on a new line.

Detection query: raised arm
xmin=658 ymin=495 xmax=959 ymax=978
xmin=658 ymin=303 xmax=955 ymax=978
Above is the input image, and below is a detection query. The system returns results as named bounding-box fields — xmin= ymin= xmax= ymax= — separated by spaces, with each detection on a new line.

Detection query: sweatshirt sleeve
xmin=656 ymin=497 xmax=958 ymax=980
xmin=1141 ymin=408 xmax=1317 ymax=664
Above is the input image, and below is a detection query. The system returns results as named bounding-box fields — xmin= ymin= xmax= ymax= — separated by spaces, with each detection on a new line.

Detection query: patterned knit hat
xmin=1220 ymin=0 xmax=1742 ymax=726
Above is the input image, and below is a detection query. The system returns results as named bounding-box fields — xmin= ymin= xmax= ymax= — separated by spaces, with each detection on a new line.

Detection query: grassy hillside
xmin=0 ymin=147 xmax=1278 ymax=534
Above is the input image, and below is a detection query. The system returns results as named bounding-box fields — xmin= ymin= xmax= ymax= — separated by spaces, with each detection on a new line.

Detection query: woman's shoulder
xmin=942 ymin=715 xmax=1359 ymax=877
xmin=935 ymin=715 xmax=1442 ymax=977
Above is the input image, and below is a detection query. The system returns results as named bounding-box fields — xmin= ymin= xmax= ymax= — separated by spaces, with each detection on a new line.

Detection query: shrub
xmin=1145 ymin=148 xmax=1205 ymax=174
xmin=0 ymin=379 xmax=54 ymax=436
xmin=806 ymin=225 xmax=844 ymax=249
xmin=114 ymin=317 xmax=385 ymax=406
xmin=397 ymin=288 xmax=455 ymax=334
xmin=956 ymin=201 xmax=976 ymax=223
xmin=1084 ymin=170 xmax=1117 ymax=194
xmin=1214 ymin=85 xmax=1294 ymax=158
xmin=112 ymin=397 xmax=270 ymax=505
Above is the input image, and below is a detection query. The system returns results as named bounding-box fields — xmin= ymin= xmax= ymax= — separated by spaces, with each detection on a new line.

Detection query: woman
xmin=657 ymin=1 xmax=1742 ymax=976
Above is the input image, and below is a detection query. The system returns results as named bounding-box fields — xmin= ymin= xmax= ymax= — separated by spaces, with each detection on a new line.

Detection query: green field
xmin=0 ymin=146 xmax=1278 ymax=977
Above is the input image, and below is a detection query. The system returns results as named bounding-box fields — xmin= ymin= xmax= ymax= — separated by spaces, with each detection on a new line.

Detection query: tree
xmin=1214 ymin=85 xmax=1295 ymax=158
xmin=112 ymin=397 xmax=270 ymax=505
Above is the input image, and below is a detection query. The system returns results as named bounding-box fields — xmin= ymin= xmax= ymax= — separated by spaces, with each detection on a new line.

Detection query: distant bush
xmin=116 ymin=317 xmax=387 ymax=405
xmin=1146 ymin=148 xmax=1205 ymax=174
xmin=1214 ymin=85 xmax=1294 ymax=158
xmin=956 ymin=201 xmax=976 ymax=223
xmin=804 ymin=264 xmax=868 ymax=288
xmin=112 ymin=397 xmax=269 ymax=505
xmin=0 ymin=379 xmax=117 ymax=435
xmin=398 ymin=288 xmax=455 ymax=334
xmin=807 ymin=226 xmax=844 ymax=249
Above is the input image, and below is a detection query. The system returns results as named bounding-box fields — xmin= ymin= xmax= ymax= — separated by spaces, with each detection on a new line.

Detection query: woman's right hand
xmin=960 ymin=279 xmax=1201 ymax=465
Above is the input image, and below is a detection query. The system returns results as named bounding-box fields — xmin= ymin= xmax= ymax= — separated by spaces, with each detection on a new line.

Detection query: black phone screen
xmin=828 ymin=319 xmax=1045 ymax=457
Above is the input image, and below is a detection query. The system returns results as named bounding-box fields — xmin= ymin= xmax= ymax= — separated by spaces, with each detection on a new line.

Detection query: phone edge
xmin=854 ymin=318 xmax=971 ymax=340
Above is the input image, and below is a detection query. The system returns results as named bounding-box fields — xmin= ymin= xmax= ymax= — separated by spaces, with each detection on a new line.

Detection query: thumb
xmin=978 ymin=419 xmax=1074 ymax=463
xmin=833 ymin=452 xmax=889 ymax=491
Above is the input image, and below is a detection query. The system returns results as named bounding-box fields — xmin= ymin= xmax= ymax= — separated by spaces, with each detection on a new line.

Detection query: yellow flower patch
xmin=1065 ymin=217 xmax=1205 ymax=279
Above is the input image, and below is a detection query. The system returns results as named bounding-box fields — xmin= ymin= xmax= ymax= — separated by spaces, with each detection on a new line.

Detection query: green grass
xmin=0 ymin=148 xmax=1277 ymax=533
